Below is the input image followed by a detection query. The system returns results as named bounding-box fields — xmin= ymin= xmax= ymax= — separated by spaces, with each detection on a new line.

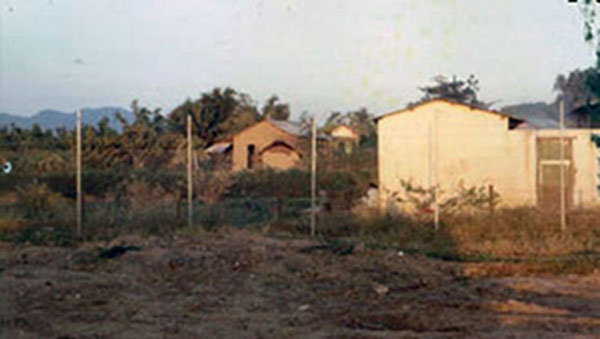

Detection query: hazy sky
xmin=0 ymin=0 xmax=597 ymax=119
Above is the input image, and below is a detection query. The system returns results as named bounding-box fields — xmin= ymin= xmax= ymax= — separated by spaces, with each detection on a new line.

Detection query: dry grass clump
xmin=304 ymin=207 xmax=600 ymax=265
xmin=0 ymin=215 xmax=25 ymax=232
xmin=310 ymin=212 xmax=458 ymax=259
xmin=445 ymin=207 xmax=599 ymax=258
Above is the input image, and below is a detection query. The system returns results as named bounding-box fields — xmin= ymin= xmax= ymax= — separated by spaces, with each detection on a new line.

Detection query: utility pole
xmin=187 ymin=113 xmax=193 ymax=229
xmin=311 ymin=116 xmax=317 ymax=237
xmin=559 ymin=99 xmax=566 ymax=232
xmin=76 ymin=109 xmax=82 ymax=237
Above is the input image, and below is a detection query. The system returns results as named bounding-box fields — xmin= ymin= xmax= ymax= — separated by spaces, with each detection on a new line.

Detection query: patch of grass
xmin=13 ymin=226 xmax=77 ymax=247
xmin=272 ymin=206 xmax=600 ymax=275
xmin=444 ymin=207 xmax=600 ymax=258
xmin=529 ymin=252 xmax=600 ymax=275
xmin=0 ymin=212 xmax=26 ymax=233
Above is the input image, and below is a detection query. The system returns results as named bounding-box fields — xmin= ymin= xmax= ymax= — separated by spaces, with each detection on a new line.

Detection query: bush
xmin=227 ymin=169 xmax=311 ymax=220
xmin=319 ymin=170 xmax=370 ymax=210
xmin=0 ymin=173 xmax=27 ymax=193
xmin=227 ymin=168 xmax=311 ymax=199
xmin=38 ymin=172 xmax=76 ymax=198
xmin=194 ymin=169 xmax=231 ymax=205
xmin=391 ymin=180 xmax=499 ymax=217
xmin=198 ymin=203 xmax=226 ymax=230
xmin=227 ymin=168 xmax=371 ymax=213
xmin=4 ymin=170 xmax=129 ymax=199
xmin=15 ymin=182 xmax=68 ymax=222
xmin=14 ymin=226 xmax=76 ymax=246
xmin=309 ymin=211 xmax=360 ymax=237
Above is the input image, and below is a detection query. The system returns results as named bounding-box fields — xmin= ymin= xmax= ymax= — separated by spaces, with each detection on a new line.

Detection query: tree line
xmin=0 ymin=88 xmax=380 ymax=174
xmin=2 ymin=61 xmax=598 ymax=175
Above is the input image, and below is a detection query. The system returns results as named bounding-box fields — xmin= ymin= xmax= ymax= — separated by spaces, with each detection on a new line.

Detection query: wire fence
xmin=0 ymin=113 xmax=598 ymax=245
xmin=0 ymin=116 xmax=379 ymax=242
xmin=0 ymin=151 xmax=319 ymax=240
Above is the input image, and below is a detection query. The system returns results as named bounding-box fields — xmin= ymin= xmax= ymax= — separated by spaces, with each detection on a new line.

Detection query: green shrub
xmin=227 ymin=168 xmax=311 ymax=199
xmin=227 ymin=168 xmax=311 ymax=220
xmin=319 ymin=170 xmax=370 ymax=210
xmin=198 ymin=203 xmax=226 ymax=230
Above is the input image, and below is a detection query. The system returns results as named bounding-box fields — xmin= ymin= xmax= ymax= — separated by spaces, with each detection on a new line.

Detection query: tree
xmin=30 ymin=124 xmax=45 ymax=143
xmin=417 ymin=75 xmax=488 ymax=108
xmin=570 ymin=1 xmax=600 ymax=125
xmin=261 ymin=95 xmax=290 ymax=121
xmin=579 ymin=1 xmax=600 ymax=57
xmin=577 ymin=2 xmax=600 ymax=92
xmin=323 ymin=111 xmax=343 ymax=129
xmin=169 ymin=87 xmax=259 ymax=144
xmin=114 ymin=100 xmax=169 ymax=169
xmin=82 ymin=116 xmax=123 ymax=169
xmin=554 ymin=67 xmax=600 ymax=111
xmin=298 ymin=111 xmax=312 ymax=134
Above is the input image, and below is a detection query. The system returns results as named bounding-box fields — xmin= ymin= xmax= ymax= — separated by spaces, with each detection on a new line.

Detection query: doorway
xmin=247 ymin=144 xmax=255 ymax=169
xmin=536 ymin=137 xmax=574 ymax=210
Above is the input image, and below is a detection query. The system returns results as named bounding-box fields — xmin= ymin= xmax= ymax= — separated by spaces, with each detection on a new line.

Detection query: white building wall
xmin=377 ymin=100 xmax=600 ymax=211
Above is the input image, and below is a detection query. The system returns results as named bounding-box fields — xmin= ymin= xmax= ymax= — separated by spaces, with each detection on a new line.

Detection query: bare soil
xmin=1 ymin=231 xmax=598 ymax=338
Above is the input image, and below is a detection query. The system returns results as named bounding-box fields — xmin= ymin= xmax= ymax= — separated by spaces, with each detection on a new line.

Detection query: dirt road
xmin=1 ymin=231 xmax=598 ymax=338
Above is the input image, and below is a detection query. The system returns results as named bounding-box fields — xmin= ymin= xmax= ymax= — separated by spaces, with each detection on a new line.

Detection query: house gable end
xmin=376 ymin=99 xmax=523 ymax=129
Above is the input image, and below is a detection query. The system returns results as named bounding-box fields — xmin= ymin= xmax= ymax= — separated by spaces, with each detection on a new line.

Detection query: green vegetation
xmin=572 ymin=1 xmax=600 ymax=123
xmin=0 ymin=79 xmax=598 ymax=278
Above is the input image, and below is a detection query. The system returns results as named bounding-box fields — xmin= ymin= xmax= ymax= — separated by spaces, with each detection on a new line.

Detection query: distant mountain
xmin=0 ymin=107 xmax=134 ymax=132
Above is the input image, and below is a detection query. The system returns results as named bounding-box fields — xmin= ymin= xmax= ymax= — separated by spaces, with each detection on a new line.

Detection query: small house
xmin=329 ymin=125 xmax=359 ymax=154
xmin=231 ymin=119 xmax=303 ymax=171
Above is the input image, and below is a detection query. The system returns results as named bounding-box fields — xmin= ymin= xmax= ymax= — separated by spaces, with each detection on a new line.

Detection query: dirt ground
xmin=0 ymin=231 xmax=598 ymax=338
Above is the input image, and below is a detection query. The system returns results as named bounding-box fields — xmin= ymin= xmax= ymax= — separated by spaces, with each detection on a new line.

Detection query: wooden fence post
xmin=187 ymin=113 xmax=193 ymax=229
xmin=311 ymin=116 xmax=317 ymax=237
xmin=76 ymin=109 xmax=82 ymax=238
xmin=488 ymin=185 xmax=495 ymax=216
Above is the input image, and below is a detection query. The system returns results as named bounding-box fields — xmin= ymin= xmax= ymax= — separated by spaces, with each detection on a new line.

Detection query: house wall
xmin=232 ymin=121 xmax=299 ymax=171
xmin=331 ymin=126 xmax=358 ymax=140
xmin=377 ymin=100 xmax=600 ymax=211
xmin=261 ymin=145 xmax=301 ymax=170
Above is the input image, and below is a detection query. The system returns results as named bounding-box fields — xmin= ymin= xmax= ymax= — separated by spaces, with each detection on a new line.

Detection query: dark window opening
xmin=247 ymin=144 xmax=255 ymax=169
